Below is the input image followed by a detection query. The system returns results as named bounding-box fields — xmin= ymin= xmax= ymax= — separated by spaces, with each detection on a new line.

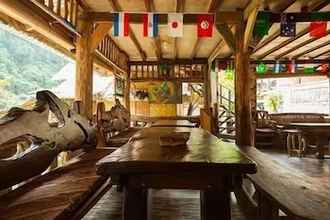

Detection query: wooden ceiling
xmin=79 ymin=0 xmax=329 ymax=62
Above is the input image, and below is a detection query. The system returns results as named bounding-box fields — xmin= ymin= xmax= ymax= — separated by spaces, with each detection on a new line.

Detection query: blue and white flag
xmin=143 ymin=13 xmax=158 ymax=37
xmin=274 ymin=60 xmax=280 ymax=73
xmin=112 ymin=13 xmax=129 ymax=37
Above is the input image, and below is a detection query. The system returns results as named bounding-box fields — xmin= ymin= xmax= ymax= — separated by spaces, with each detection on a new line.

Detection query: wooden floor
xmin=84 ymin=147 xmax=330 ymax=220
xmin=83 ymin=189 xmax=249 ymax=220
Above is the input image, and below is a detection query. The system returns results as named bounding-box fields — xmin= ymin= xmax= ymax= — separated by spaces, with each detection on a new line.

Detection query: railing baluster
xmin=56 ymin=0 xmax=61 ymax=16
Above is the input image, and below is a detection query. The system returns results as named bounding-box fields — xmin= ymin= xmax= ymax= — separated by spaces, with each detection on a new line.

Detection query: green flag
xmin=254 ymin=12 xmax=270 ymax=38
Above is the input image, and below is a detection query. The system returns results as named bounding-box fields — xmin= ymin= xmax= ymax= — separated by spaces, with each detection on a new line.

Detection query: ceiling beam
xmin=89 ymin=11 xmax=244 ymax=24
xmin=190 ymin=0 xmax=224 ymax=58
xmin=253 ymin=0 xmax=328 ymax=55
xmin=108 ymin=0 xmax=146 ymax=60
xmin=216 ymin=24 xmax=235 ymax=51
xmin=174 ymin=0 xmax=185 ymax=59
xmin=292 ymin=40 xmax=330 ymax=59
xmin=312 ymin=49 xmax=330 ymax=59
xmin=275 ymin=30 xmax=330 ymax=59
xmin=91 ymin=23 xmax=112 ymax=50
xmin=145 ymin=0 xmax=161 ymax=60
xmin=243 ymin=0 xmax=261 ymax=52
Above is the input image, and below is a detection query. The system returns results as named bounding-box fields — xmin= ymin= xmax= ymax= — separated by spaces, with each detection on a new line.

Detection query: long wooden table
xmin=150 ymin=119 xmax=197 ymax=128
xmin=288 ymin=123 xmax=330 ymax=159
xmin=97 ymin=127 xmax=257 ymax=220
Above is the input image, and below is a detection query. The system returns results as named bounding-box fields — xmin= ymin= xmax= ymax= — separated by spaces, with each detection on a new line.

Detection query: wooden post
xmin=125 ymin=66 xmax=131 ymax=114
xmin=235 ymin=23 xmax=253 ymax=146
xmin=204 ymin=63 xmax=211 ymax=110
xmin=75 ymin=14 xmax=94 ymax=119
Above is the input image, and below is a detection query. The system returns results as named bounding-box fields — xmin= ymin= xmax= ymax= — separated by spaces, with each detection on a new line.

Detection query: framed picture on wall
xmin=148 ymin=81 xmax=182 ymax=104
xmin=114 ymin=77 xmax=124 ymax=97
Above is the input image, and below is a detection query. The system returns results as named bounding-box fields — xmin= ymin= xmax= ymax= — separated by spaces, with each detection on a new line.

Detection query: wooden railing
xmin=218 ymin=85 xmax=235 ymax=139
xmin=129 ymin=61 xmax=207 ymax=82
xmin=30 ymin=0 xmax=80 ymax=31
xmin=96 ymin=35 xmax=129 ymax=73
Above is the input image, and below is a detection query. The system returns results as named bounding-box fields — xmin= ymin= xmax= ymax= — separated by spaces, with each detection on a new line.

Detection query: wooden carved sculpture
xmin=0 ymin=90 xmax=96 ymax=190
xmin=96 ymin=98 xmax=130 ymax=142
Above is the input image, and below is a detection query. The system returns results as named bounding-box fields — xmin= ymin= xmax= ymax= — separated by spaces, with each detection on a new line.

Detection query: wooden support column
xmin=204 ymin=63 xmax=211 ymax=110
xmin=75 ymin=15 xmax=94 ymax=119
xmin=125 ymin=66 xmax=131 ymax=114
xmin=235 ymin=23 xmax=253 ymax=146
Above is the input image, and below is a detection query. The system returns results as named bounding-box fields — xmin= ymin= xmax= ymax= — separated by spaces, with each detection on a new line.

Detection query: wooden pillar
xmin=204 ymin=63 xmax=211 ymax=109
xmin=125 ymin=66 xmax=131 ymax=114
xmin=75 ymin=15 xmax=94 ymax=119
xmin=235 ymin=23 xmax=253 ymax=146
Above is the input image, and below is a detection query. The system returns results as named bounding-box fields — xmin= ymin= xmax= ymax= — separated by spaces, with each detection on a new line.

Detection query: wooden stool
xmin=284 ymin=129 xmax=306 ymax=157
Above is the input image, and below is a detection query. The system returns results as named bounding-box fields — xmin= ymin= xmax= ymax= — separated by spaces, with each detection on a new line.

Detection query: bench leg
xmin=122 ymin=185 xmax=148 ymax=220
xmin=286 ymin=134 xmax=292 ymax=157
xmin=257 ymin=191 xmax=279 ymax=220
xmin=200 ymin=188 xmax=231 ymax=220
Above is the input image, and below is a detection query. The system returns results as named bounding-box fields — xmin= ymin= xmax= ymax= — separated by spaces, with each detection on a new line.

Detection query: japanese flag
xmin=168 ymin=13 xmax=183 ymax=37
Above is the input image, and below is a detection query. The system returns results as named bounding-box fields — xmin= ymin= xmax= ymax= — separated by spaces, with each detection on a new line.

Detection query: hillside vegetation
xmin=0 ymin=23 xmax=68 ymax=111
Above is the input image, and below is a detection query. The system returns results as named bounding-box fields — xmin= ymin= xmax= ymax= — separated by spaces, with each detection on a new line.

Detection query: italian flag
xmin=112 ymin=13 xmax=129 ymax=37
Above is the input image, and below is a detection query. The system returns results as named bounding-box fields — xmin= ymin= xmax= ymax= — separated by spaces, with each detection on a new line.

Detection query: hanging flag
xmin=197 ymin=14 xmax=214 ymax=37
xmin=143 ymin=13 xmax=159 ymax=37
xmin=304 ymin=66 xmax=315 ymax=74
xmin=310 ymin=22 xmax=327 ymax=38
xmin=168 ymin=13 xmax=183 ymax=37
xmin=319 ymin=64 xmax=329 ymax=73
xmin=254 ymin=11 xmax=271 ymax=37
xmin=274 ymin=61 xmax=280 ymax=73
xmin=288 ymin=60 xmax=296 ymax=73
xmin=112 ymin=13 xmax=129 ymax=37
xmin=256 ymin=62 xmax=267 ymax=74
xmin=280 ymin=13 xmax=296 ymax=37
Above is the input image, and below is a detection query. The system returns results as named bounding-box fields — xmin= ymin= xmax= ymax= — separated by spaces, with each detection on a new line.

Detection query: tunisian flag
xmin=197 ymin=14 xmax=214 ymax=37
xmin=310 ymin=21 xmax=327 ymax=38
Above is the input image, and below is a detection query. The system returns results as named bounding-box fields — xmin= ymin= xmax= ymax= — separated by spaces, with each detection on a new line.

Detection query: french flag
xmin=143 ymin=13 xmax=158 ymax=37
xmin=112 ymin=13 xmax=129 ymax=37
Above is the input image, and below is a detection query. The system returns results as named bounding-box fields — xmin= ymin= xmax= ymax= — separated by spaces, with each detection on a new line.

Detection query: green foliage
xmin=0 ymin=23 xmax=68 ymax=111
xmin=265 ymin=92 xmax=282 ymax=113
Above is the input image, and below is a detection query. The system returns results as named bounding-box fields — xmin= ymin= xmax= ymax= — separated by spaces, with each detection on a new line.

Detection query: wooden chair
xmin=255 ymin=111 xmax=276 ymax=148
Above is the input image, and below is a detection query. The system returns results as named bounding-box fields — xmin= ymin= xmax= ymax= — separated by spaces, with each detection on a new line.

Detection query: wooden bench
xmin=237 ymin=146 xmax=330 ymax=220
xmin=0 ymin=148 xmax=113 ymax=220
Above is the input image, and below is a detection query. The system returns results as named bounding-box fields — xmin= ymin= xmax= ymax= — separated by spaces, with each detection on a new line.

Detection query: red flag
xmin=310 ymin=21 xmax=327 ymax=38
xmin=197 ymin=14 xmax=214 ymax=37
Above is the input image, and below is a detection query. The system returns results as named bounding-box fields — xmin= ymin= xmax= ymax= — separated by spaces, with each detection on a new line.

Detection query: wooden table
xmin=288 ymin=123 xmax=330 ymax=159
xmin=150 ymin=119 xmax=197 ymax=128
xmin=97 ymin=127 xmax=257 ymax=220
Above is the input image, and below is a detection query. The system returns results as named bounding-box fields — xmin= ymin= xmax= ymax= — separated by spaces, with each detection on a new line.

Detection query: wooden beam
xmin=0 ymin=0 xmax=74 ymax=50
xmin=235 ymin=23 xmax=253 ymax=146
xmin=275 ymin=30 xmax=330 ymax=59
xmin=257 ymin=28 xmax=309 ymax=59
xmin=89 ymin=11 xmax=244 ymax=24
xmin=75 ymin=16 xmax=94 ymax=119
xmin=124 ymin=67 xmax=131 ymax=113
xmin=145 ymin=0 xmax=162 ymax=60
xmin=91 ymin=23 xmax=112 ymax=50
xmin=243 ymin=6 xmax=259 ymax=52
xmin=129 ymin=58 xmax=208 ymax=65
xmin=253 ymin=1 xmax=329 ymax=55
xmin=29 ymin=0 xmax=80 ymax=36
xmin=312 ymin=49 xmax=330 ymax=59
xmin=174 ymin=0 xmax=185 ymax=59
xmin=204 ymin=63 xmax=211 ymax=109
xmin=190 ymin=0 xmax=224 ymax=58
xmin=108 ymin=0 xmax=146 ymax=60
xmin=243 ymin=0 xmax=261 ymax=20
xmin=208 ymin=39 xmax=227 ymax=63
xmin=293 ymin=41 xmax=330 ymax=59
xmin=216 ymin=24 xmax=236 ymax=51
xmin=256 ymin=71 xmax=327 ymax=79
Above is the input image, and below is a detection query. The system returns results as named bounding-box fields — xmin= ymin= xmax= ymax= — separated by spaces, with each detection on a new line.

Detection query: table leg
xmin=122 ymin=185 xmax=148 ymax=220
xmin=315 ymin=138 xmax=325 ymax=159
xmin=200 ymin=187 xmax=231 ymax=220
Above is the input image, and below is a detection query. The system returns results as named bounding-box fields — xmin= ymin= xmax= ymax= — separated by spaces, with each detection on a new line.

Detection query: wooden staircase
xmin=218 ymin=85 xmax=235 ymax=140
